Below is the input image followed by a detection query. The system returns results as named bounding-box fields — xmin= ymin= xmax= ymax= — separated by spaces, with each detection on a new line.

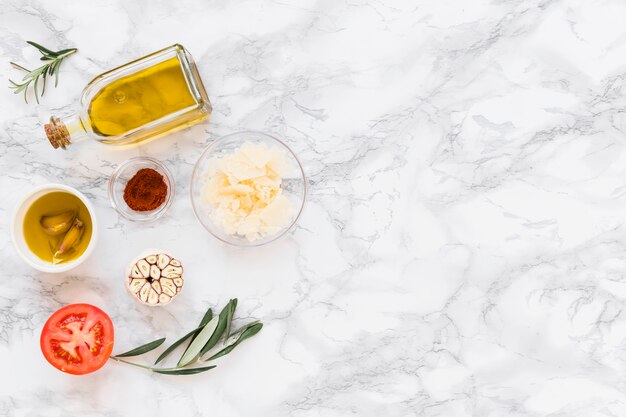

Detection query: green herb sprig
xmin=110 ymin=299 xmax=263 ymax=376
xmin=9 ymin=41 xmax=77 ymax=103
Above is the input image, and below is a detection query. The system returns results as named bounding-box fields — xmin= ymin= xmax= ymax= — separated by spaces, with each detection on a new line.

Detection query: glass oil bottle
xmin=45 ymin=44 xmax=211 ymax=149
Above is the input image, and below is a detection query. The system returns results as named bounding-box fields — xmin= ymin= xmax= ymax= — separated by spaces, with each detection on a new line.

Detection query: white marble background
xmin=2 ymin=0 xmax=626 ymax=416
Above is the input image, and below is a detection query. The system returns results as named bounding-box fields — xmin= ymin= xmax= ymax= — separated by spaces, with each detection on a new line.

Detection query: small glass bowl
xmin=108 ymin=157 xmax=175 ymax=222
xmin=190 ymin=131 xmax=306 ymax=246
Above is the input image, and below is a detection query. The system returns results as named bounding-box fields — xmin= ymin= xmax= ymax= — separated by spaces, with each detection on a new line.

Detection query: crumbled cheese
xmin=202 ymin=141 xmax=295 ymax=241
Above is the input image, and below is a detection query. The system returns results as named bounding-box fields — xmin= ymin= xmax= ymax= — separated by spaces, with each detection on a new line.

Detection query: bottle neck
xmin=44 ymin=114 xmax=88 ymax=149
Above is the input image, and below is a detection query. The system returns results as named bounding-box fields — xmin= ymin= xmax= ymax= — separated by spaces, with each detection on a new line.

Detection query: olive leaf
xmin=112 ymin=300 xmax=262 ymax=376
xmin=203 ymin=323 xmax=263 ymax=361
xmin=188 ymin=307 xmax=213 ymax=345
xmin=113 ymin=337 xmax=166 ymax=358
xmin=199 ymin=307 xmax=214 ymax=327
xmin=223 ymin=299 xmax=237 ymax=345
xmin=228 ymin=320 xmax=260 ymax=337
xmin=156 ymin=307 xmax=213 ymax=365
xmin=199 ymin=299 xmax=236 ymax=357
xmin=153 ymin=365 xmax=216 ymax=375
xmin=178 ymin=315 xmax=219 ymax=367
xmin=154 ymin=325 xmax=203 ymax=365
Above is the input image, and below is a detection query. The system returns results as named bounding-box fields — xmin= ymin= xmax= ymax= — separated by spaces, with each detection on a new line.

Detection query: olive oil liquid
xmin=87 ymin=57 xmax=196 ymax=137
xmin=23 ymin=192 xmax=93 ymax=263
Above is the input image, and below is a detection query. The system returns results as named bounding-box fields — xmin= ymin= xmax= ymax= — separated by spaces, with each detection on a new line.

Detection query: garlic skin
xmin=126 ymin=250 xmax=183 ymax=306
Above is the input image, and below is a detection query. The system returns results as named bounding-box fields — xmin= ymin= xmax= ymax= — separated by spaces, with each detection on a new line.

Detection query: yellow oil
xmin=87 ymin=57 xmax=196 ymax=137
xmin=23 ymin=192 xmax=93 ymax=263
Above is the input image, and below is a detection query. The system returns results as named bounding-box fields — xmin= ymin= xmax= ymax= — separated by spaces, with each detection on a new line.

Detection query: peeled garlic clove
xmin=40 ymin=210 xmax=76 ymax=236
xmin=126 ymin=252 xmax=184 ymax=306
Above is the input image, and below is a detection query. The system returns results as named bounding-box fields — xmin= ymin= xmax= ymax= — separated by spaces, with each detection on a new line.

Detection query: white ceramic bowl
xmin=11 ymin=184 xmax=99 ymax=273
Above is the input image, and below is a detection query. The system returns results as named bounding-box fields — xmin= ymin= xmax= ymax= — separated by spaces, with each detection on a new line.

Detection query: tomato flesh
xmin=40 ymin=304 xmax=114 ymax=375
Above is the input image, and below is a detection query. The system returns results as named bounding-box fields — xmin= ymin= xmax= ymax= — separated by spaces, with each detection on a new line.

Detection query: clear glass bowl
xmin=190 ymin=131 xmax=306 ymax=246
xmin=108 ymin=157 xmax=175 ymax=222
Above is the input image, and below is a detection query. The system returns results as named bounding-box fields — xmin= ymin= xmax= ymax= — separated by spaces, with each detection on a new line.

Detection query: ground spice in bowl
xmin=123 ymin=168 xmax=168 ymax=211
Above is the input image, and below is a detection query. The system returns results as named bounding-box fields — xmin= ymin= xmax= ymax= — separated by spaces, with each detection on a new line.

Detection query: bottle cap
xmin=44 ymin=117 xmax=71 ymax=149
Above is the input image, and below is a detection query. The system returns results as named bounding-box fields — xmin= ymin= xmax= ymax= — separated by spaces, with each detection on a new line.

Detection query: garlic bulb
xmin=126 ymin=252 xmax=183 ymax=306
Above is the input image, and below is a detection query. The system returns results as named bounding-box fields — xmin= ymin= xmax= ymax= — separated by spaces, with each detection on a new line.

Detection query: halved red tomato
xmin=40 ymin=303 xmax=114 ymax=375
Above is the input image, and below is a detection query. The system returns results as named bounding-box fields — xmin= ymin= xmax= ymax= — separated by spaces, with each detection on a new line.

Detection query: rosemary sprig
xmin=9 ymin=41 xmax=77 ymax=103
xmin=110 ymin=299 xmax=262 ymax=376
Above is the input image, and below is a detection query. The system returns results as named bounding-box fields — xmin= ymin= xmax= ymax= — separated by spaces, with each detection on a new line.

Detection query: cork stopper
xmin=44 ymin=117 xmax=71 ymax=149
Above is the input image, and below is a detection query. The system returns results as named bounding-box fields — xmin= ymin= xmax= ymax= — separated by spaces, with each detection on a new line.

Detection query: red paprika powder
xmin=123 ymin=168 xmax=168 ymax=211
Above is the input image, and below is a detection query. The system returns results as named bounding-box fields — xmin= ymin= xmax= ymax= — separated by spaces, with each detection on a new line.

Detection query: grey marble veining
xmin=2 ymin=0 xmax=626 ymax=416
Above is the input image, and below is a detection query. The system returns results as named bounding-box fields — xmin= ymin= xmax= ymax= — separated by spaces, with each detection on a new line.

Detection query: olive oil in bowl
xmin=23 ymin=191 xmax=93 ymax=264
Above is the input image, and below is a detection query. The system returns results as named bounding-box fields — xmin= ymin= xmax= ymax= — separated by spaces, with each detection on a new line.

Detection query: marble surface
xmin=2 ymin=0 xmax=626 ymax=415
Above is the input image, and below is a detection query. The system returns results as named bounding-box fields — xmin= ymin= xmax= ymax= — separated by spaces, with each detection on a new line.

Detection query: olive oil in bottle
xmin=88 ymin=57 xmax=197 ymax=136
xmin=45 ymin=44 xmax=211 ymax=149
